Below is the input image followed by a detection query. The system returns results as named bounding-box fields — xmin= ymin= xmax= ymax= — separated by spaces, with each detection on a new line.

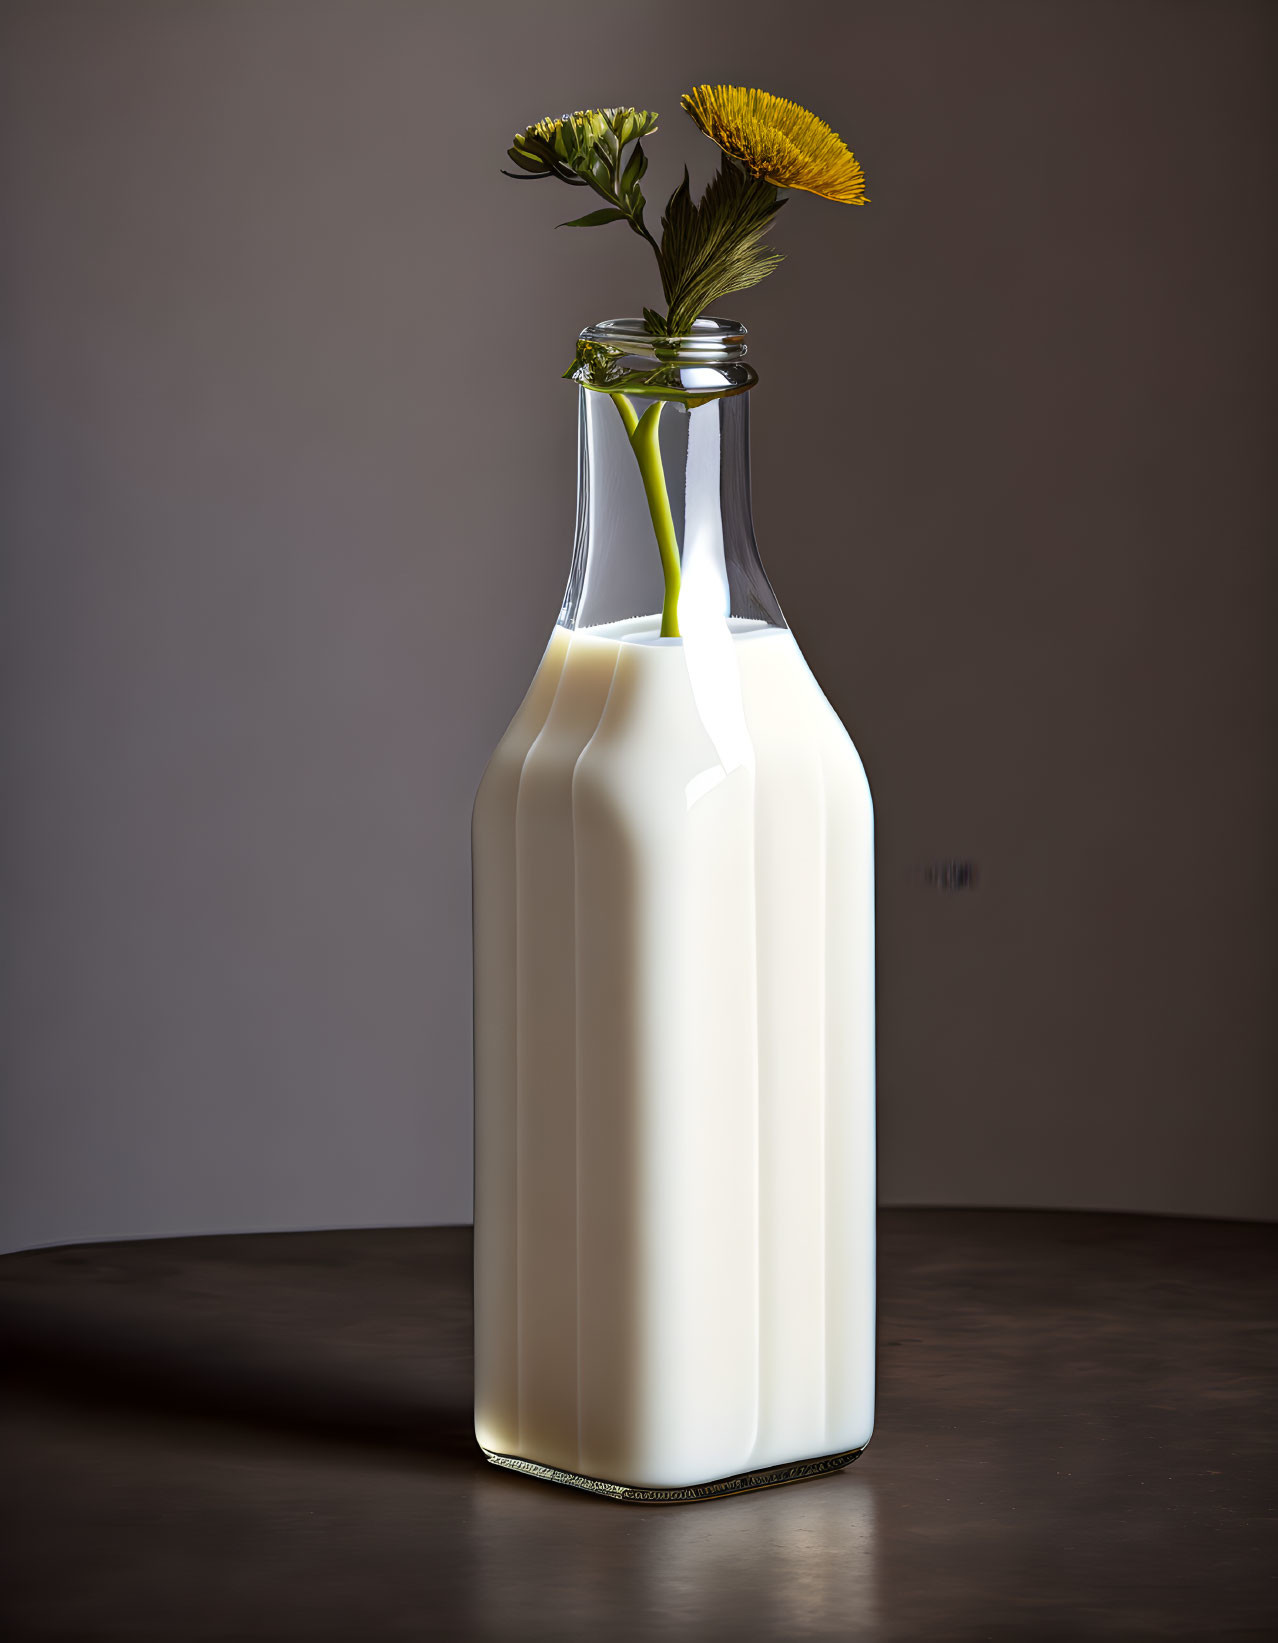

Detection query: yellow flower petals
xmin=681 ymin=86 xmax=868 ymax=204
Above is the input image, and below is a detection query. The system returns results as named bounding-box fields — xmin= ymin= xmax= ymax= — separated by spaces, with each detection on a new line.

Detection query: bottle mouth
xmin=580 ymin=316 xmax=749 ymax=364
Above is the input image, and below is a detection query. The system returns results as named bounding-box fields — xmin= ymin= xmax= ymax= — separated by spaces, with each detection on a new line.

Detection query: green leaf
xmin=557 ymin=207 xmax=628 ymax=228
xmin=658 ymin=156 xmax=784 ymax=334
xmin=564 ymin=339 xmax=627 ymax=384
xmin=620 ymin=140 xmax=649 ymax=197
xmin=505 ymin=147 xmax=548 ymax=175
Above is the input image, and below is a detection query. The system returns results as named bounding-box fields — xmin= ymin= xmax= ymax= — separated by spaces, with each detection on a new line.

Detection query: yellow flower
xmin=681 ymin=85 xmax=868 ymax=205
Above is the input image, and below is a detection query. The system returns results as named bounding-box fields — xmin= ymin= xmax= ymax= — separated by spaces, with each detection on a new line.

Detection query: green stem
xmin=611 ymin=393 xmax=681 ymax=638
xmin=612 ymin=390 xmax=639 ymax=439
xmin=629 ymin=214 xmax=664 ymax=264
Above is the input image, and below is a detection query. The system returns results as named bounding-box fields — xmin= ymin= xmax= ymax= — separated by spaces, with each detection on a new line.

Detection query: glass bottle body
xmin=472 ymin=320 xmax=875 ymax=1497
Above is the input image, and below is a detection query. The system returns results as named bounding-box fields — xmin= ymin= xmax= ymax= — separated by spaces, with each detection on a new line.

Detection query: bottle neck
xmin=558 ymin=319 xmax=784 ymax=638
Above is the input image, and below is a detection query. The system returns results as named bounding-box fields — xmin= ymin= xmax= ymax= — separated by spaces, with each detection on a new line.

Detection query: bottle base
xmin=479 ymin=1443 xmax=866 ymax=1505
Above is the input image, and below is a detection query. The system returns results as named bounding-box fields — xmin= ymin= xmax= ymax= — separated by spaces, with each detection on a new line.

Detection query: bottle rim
xmin=579 ymin=316 xmax=749 ymax=363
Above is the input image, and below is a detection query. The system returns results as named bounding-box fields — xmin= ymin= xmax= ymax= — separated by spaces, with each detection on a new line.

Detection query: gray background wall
xmin=1 ymin=0 xmax=1274 ymax=1252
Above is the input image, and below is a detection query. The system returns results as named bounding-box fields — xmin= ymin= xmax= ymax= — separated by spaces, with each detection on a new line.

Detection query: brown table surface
xmin=1 ymin=1211 xmax=1274 ymax=1641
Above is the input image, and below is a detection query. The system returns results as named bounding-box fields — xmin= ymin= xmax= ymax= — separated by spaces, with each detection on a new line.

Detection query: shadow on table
xmin=0 ymin=1294 xmax=479 ymax=1469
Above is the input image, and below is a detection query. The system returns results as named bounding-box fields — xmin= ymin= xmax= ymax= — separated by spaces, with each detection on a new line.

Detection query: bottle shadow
xmin=1 ymin=1291 xmax=481 ymax=1471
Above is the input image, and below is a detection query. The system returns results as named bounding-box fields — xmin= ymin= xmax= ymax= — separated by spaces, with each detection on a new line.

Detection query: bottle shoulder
xmin=473 ymin=630 xmax=571 ymax=822
xmin=477 ymin=621 xmax=872 ymax=828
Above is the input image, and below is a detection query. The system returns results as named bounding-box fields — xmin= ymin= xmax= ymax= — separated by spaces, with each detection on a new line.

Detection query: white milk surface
xmin=473 ymin=616 xmax=875 ymax=1489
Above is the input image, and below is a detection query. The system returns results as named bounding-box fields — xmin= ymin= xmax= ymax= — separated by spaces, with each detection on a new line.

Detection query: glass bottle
xmin=472 ymin=318 xmax=875 ymax=1501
